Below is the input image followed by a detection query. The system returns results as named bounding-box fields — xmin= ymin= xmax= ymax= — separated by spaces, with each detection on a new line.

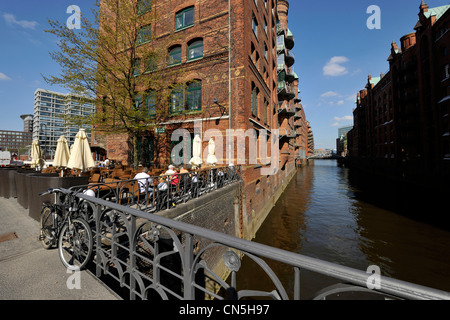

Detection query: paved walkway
xmin=0 ymin=197 xmax=119 ymax=300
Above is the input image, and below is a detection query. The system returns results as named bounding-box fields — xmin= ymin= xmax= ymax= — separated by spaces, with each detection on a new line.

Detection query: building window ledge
xmin=175 ymin=24 xmax=194 ymax=33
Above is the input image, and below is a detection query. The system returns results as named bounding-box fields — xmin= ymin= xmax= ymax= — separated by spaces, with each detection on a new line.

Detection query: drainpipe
xmin=228 ymin=0 xmax=232 ymax=165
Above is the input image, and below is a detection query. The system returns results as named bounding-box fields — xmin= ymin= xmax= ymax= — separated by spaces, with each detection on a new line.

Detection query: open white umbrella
xmin=67 ymin=128 xmax=95 ymax=172
xmin=189 ymin=134 xmax=202 ymax=168
xmin=31 ymin=139 xmax=43 ymax=170
xmin=206 ymin=138 xmax=217 ymax=166
xmin=53 ymin=136 xmax=70 ymax=176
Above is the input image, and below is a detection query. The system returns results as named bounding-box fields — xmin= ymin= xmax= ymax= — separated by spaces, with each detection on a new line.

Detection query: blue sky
xmin=0 ymin=1 xmax=447 ymax=149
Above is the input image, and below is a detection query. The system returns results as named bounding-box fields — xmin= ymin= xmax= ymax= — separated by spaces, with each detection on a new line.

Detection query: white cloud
xmin=323 ymin=56 xmax=349 ymax=77
xmin=337 ymin=100 xmax=344 ymax=105
xmin=321 ymin=91 xmax=339 ymax=98
xmin=0 ymin=72 xmax=11 ymax=81
xmin=333 ymin=116 xmax=353 ymax=122
xmin=3 ymin=13 xmax=38 ymax=29
xmin=331 ymin=115 xmax=353 ymax=127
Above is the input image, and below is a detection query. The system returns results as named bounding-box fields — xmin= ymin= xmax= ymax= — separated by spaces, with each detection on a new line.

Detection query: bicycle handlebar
xmin=39 ymin=188 xmax=60 ymax=196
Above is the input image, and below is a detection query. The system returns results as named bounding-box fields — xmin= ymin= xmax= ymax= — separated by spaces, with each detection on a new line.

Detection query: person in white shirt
xmin=133 ymin=167 xmax=153 ymax=193
xmin=165 ymin=164 xmax=175 ymax=175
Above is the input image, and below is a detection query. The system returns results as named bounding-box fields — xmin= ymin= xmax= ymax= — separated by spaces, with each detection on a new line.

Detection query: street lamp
xmin=40 ymin=123 xmax=47 ymax=161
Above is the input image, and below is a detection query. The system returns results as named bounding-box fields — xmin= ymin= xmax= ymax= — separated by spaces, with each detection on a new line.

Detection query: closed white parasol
xmin=189 ymin=134 xmax=202 ymax=168
xmin=67 ymin=128 xmax=95 ymax=172
xmin=206 ymin=137 xmax=217 ymax=166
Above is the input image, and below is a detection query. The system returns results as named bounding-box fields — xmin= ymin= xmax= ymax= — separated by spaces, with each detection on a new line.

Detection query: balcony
xmin=285 ymin=50 xmax=295 ymax=67
xmin=277 ymin=101 xmax=295 ymax=115
xmin=285 ymin=67 xmax=298 ymax=83
xmin=277 ymin=81 xmax=296 ymax=100
xmin=286 ymin=105 xmax=296 ymax=115
xmin=287 ymin=129 xmax=296 ymax=138
xmin=285 ymin=28 xmax=295 ymax=50
xmin=277 ymin=127 xmax=296 ymax=139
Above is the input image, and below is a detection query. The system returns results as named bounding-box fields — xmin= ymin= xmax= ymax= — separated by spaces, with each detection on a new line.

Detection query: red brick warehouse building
xmin=92 ymin=0 xmax=313 ymax=239
xmin=348 ymin=1 xmax=450 ymax=188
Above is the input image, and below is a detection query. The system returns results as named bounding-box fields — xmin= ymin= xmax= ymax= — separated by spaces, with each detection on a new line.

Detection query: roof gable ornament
xmin=420 ymin=1 xmax=429 ymax=13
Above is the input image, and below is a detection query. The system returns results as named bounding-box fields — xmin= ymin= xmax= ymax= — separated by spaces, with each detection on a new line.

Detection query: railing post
xmin=183 ymin=234 xmax=194 ymax=300
xmin=129 ymin=215 xmax=137 ymax=300
xmin=94 ymin=203 xmax=102 ymax=278
xmin=294 ymin=267 xmax=300 ymax=300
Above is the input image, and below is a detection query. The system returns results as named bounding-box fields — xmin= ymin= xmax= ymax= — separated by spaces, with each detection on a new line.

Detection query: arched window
xmin=170 ymin=85 xmax=184 ymax=114
xmin=251 ymin=82 xmax=259 ymax=117
xmin=188 ymin=39 xmax=203 ymax=60
xmin=168 ymin=45 xmax=182 ymax=66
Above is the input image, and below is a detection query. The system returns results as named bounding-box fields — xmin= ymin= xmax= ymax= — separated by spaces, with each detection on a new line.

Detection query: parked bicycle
xmin=38 ymin=188 xmax=93 ymax=270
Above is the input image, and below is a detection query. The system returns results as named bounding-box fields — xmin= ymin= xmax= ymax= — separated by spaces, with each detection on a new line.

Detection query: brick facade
xmin=94 ymin=0 xmax=313 ymax=238
xmin=348 ymin=1 xmax=450 ymax=187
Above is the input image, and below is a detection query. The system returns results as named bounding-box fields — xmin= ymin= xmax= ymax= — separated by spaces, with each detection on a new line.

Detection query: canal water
xmin=236 ymin=159 xmax=450 ymax=299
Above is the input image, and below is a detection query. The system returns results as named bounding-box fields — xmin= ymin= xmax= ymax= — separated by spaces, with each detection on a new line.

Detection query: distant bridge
xmin=308 ymin=155 xmax=343 ymax=160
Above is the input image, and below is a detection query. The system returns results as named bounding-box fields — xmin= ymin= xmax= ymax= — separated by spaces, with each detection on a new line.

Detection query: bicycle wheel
xmin=39 ymin=206 xmax=55 ymax=249
xmin=58 ymin=218 xmax=93 ymax=270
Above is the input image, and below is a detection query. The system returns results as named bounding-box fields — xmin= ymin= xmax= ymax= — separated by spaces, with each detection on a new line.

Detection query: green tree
xmin=44 ymin=0 xmax=184 ymax=169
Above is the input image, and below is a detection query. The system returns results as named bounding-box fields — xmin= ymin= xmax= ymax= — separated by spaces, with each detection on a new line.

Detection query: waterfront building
xmin=0 ymin=114 xmax=34 ymax=158
xmin=33 ymin=89 xmax=95 ymax=158
xmin=348 ymin=1 xmax=450 ymax=187
xmin=93 ymin=0 xmax=313 ymax=239
xmin=336 ymin=125 xmax=353 ymax=157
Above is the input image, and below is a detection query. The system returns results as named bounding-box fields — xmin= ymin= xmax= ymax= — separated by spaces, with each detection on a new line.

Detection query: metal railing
xmin=69 ymin=165 xmax=241 ymax=214
xmin=55 ymin=175 xmax=450 ymax=300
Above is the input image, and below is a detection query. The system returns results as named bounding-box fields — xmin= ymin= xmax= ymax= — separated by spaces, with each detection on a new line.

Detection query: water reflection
xmin=236 ymin=160 xmax=450 ymax=299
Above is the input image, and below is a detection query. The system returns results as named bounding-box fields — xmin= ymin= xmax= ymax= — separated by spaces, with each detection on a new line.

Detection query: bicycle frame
xmin=39 ymin=189 xmax=81 ymax=244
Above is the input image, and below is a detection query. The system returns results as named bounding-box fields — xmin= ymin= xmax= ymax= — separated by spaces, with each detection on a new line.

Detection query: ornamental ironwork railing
xmin=55 ymin=178 xmax=450 ymax=300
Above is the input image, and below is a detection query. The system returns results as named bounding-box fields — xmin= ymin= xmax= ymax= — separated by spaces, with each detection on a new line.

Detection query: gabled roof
xmin=369 ymin=77 xmax=381 ymax=86
xmin=415 ymin=4 xmax=450 ymax=30
xmin=424 ymin=4 xmax=450 ymax=21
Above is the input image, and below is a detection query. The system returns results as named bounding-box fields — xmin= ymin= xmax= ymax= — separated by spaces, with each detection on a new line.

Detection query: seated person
xmin=133 ymin=167 xmax=153 ymax=194
xmin=165 ymin=164 xmax=175 ymax=176
xmin=179 ymin=165 xmax=189 ymax=174
xmin=171 ymin=167 xmax=180 ymax=187
xmin=157 ymin=176 xmax=168 ymax=191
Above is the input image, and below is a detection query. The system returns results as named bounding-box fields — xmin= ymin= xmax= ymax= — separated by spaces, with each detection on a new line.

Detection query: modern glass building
xmin=33 ymin=89 xmax=95 ymax=156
